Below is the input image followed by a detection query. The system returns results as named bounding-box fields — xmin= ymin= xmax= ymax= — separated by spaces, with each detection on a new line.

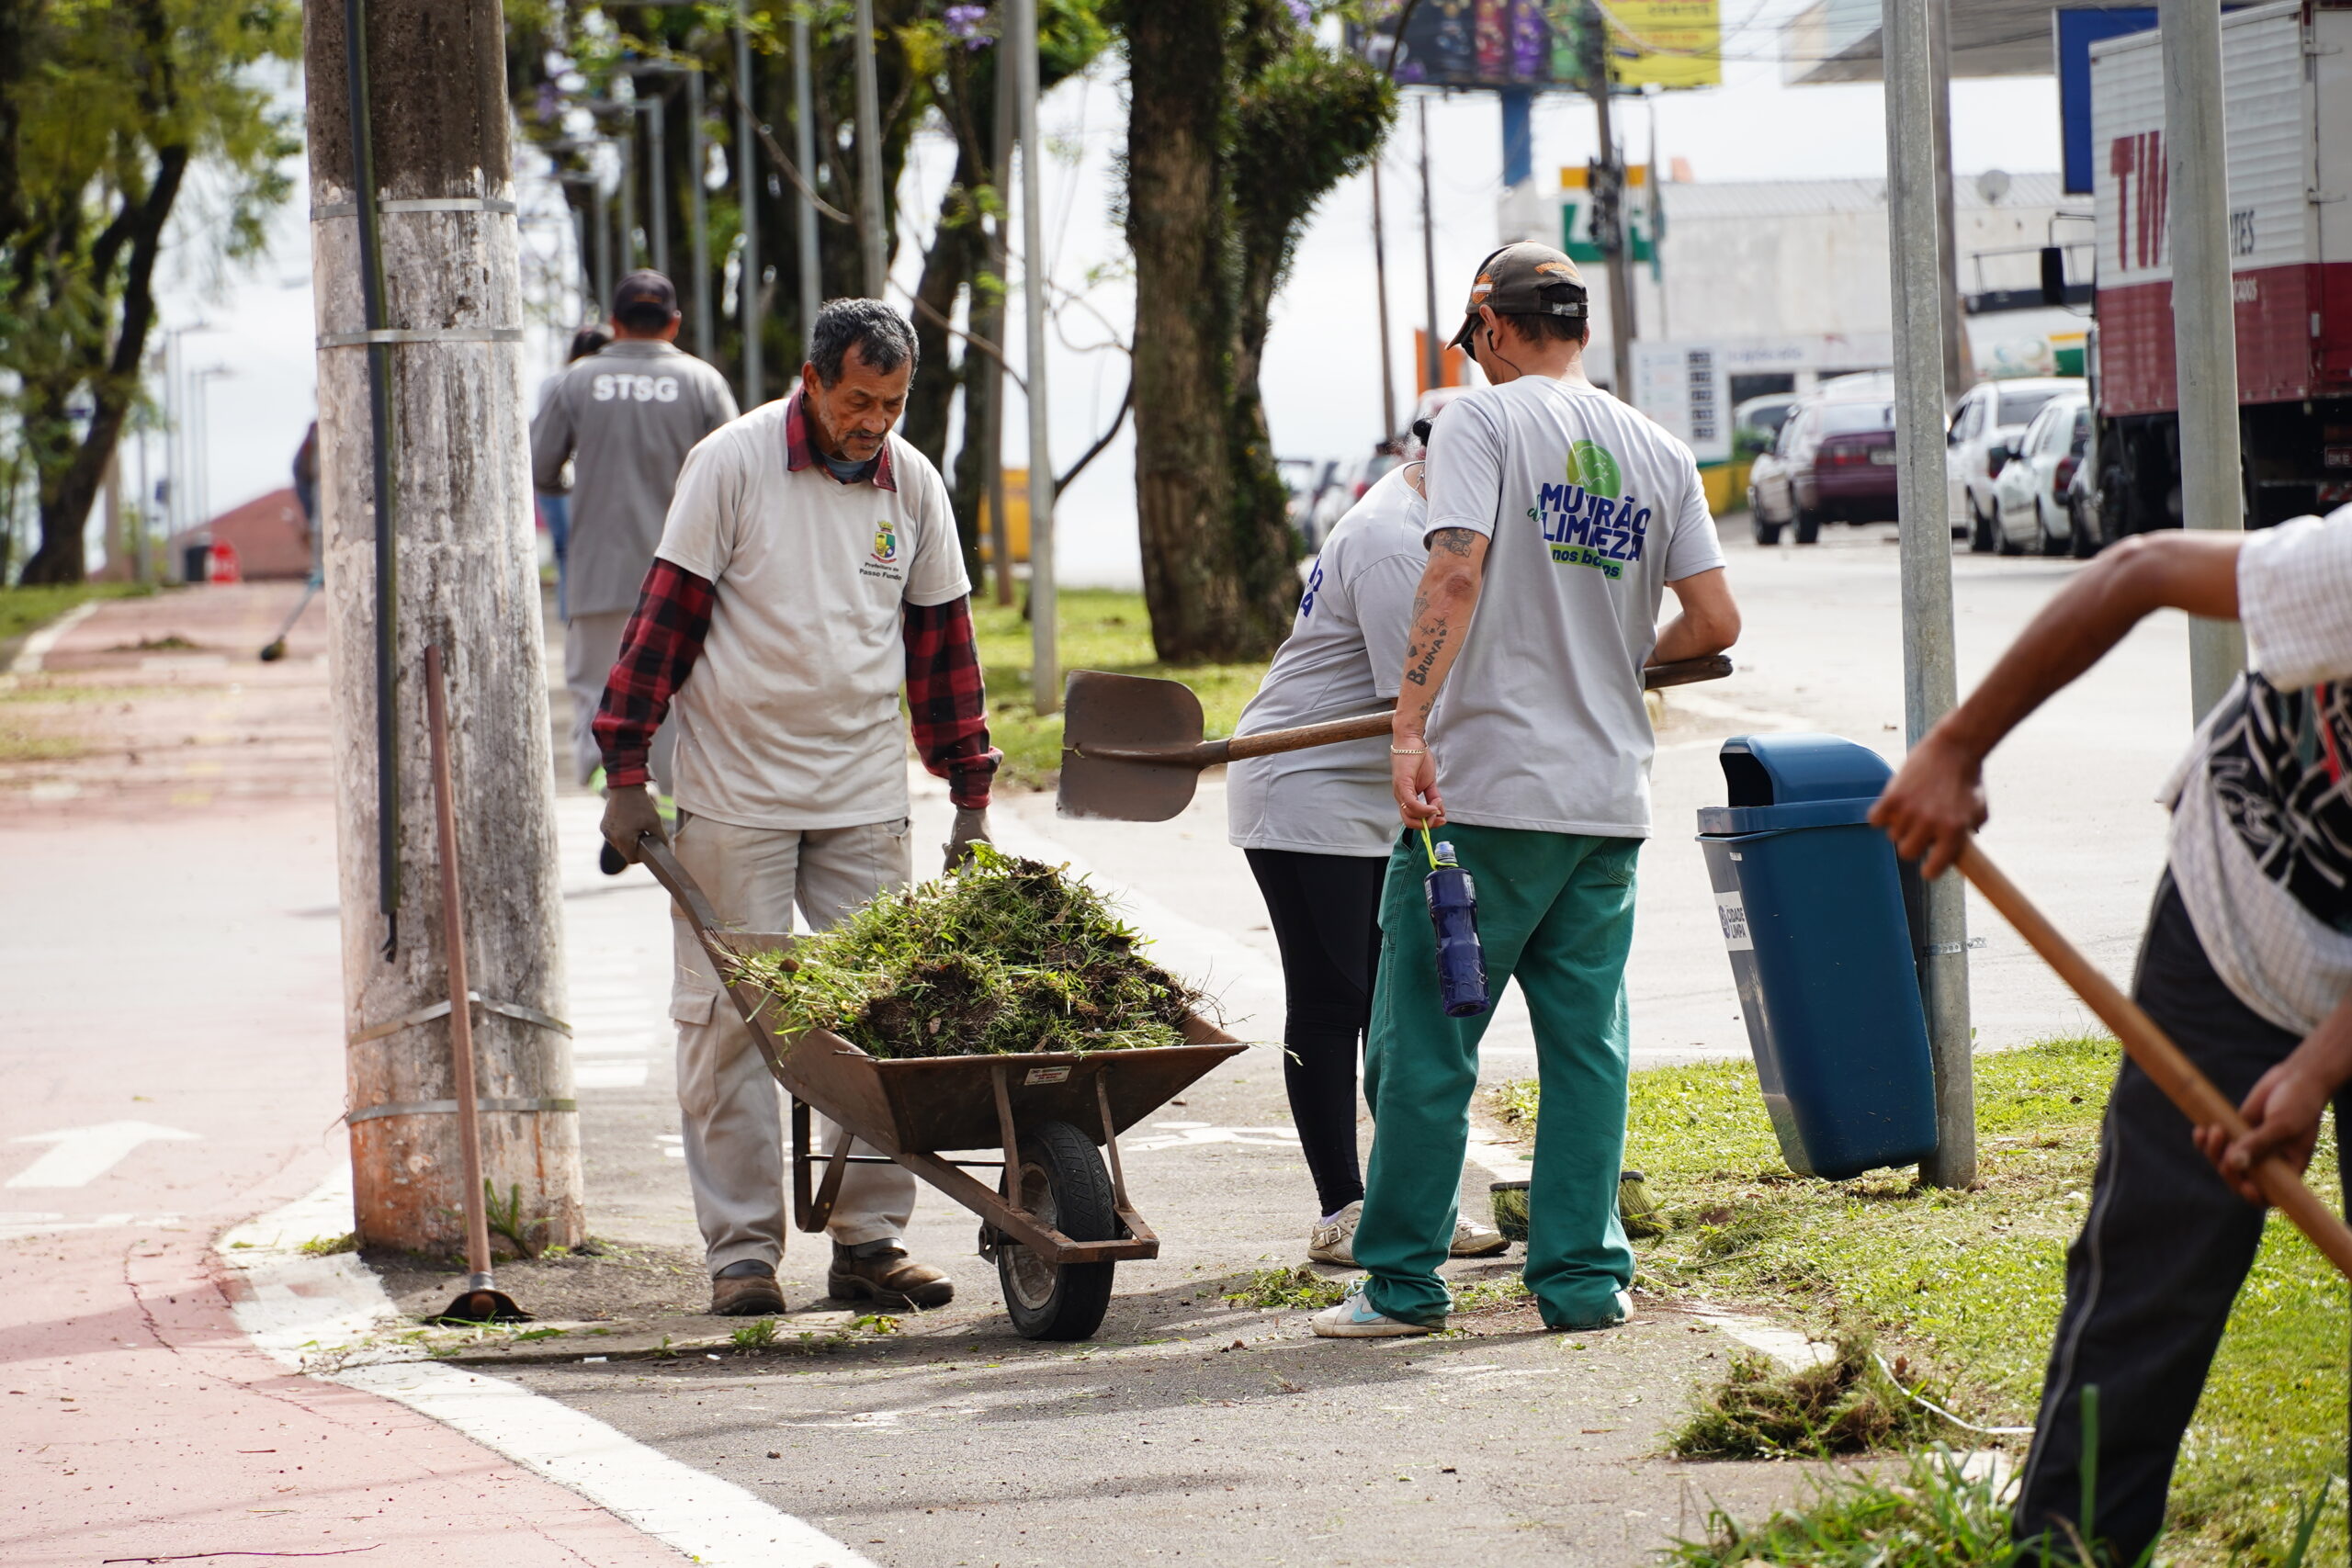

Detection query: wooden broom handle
xmin=1957 ymin=840 xmax=2352 ymax=1280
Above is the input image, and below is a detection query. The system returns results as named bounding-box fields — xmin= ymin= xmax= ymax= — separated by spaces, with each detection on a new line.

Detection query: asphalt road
xmin=522 ymin=518 xmax=2196 ymax=1565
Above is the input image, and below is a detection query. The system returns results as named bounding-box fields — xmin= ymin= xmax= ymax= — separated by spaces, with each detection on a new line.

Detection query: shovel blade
xmin=1057 ymin=671 xmax=1208 ymax=821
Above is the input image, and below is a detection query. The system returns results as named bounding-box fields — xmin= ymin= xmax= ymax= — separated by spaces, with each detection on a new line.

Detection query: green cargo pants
xmin=1355 ymin=823 xmax=1640 ymax=1329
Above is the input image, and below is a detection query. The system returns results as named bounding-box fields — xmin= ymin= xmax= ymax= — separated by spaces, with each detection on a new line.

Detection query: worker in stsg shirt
xmin=531 ymin=270 xmax=737 ymax=805
xmin=1873 ymin=503 xmax=2352 ymax=1564
xmin=1227 ymin=422 xmax=1506 ymax=1269
xmin=1314 ymin=243 xmax=1741 ymax=1338
xmin=595 ymin=299 xmax=999 ymax=1319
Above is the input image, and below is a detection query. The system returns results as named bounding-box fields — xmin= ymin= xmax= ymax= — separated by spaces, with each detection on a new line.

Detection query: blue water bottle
xmin=1421 ymin=829 xmax=1490 ymax=1018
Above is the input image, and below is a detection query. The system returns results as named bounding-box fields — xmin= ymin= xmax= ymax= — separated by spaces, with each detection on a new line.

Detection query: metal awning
xmin=1781 ymin=0 xmax=2059 ymax=83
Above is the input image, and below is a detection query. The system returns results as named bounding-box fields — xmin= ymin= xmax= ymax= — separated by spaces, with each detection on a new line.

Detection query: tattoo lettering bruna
xmin=1404 ymin=618 xmax=1450 ymax=687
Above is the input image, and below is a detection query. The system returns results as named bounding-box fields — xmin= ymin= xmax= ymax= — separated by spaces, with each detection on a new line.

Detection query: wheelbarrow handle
xmin=1073 ymin=654 xmax=1736 ymax=768
xmin=1957 ymin=840 xmax=2352 ymax=1281
xmin=599 ymin=829 xmax=731 ymax=942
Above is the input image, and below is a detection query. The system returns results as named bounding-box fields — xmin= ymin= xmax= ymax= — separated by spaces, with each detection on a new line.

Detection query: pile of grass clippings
xmin=1668 ymin=1330 xmax=1953 ymax=1460
xmin=1667 ymin=1447 xmax=2017 ymax=1568
xmin=730 ymin=844 xmax=1204 ymax=1059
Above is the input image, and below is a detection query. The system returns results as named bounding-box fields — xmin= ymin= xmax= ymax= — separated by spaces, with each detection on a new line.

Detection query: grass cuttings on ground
xmin=1498 ymin=1036 xmax=2348 ymax=1564
xmin=1668 ymin=1330 xmax=1953 ymax=1459
xmin=730 ymin=844 xmax=1204 ymax=1058
xmin=971 ymin=588 xmax=1272 ymax=789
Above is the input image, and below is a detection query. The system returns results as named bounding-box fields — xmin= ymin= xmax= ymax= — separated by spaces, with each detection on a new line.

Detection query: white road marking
xmin=6 ymin=1120 xmax=199 ymax=1188
xmin=6 ymin=600 xmax=100 ymax=675
xmin=0 ymin=1210 xmax=182 ymax=1240
xmin=1123 ymin=1122 xmax=1302 ymax=1153
xmin=1683 ymin=1304 xmax=1834 ymax=1370
xmin=220 ymin=1166 xmax=878 ymax=1568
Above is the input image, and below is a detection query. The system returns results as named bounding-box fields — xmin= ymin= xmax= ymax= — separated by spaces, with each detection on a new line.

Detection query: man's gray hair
xmin=807 ymin=299 xmax=919 ymax=386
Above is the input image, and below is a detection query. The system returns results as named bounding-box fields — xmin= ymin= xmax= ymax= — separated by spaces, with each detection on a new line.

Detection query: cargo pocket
xmin=671 ymin=984 xmax=724 ymax=1120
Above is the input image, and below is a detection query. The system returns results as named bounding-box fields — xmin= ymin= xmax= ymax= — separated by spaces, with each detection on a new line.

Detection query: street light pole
xmin=1584 ymin=1 xmax=1637 ymax=400
xmin=1011 ymin=0 xmax=1057 ymax=714
xmin=646 ymin=93 xmax=669 ymax=278
xmin=854 ymin=0 xmax=889 ymax=297
xmin=792 ymin=7 xmax=821 ymax=334
xmin=686 ymin=62 xmax=712 ymax=358
xmin=2160 ymin=0 xmax=2247 ymax=718
xmin=734 ymin=11 xmax=762 ymax=407
xmin=1372 ymin=158 xmax=1397 ymax=440
xmin=1883 ymin=0 xmax=1975 ymax=1188
xmin=1419 ymin=96 xmax=1441 ymax=392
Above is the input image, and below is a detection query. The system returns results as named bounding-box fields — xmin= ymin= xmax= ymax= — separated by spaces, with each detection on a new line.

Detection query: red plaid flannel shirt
xmin=593 ymin=559 xmax=1001 ymax=808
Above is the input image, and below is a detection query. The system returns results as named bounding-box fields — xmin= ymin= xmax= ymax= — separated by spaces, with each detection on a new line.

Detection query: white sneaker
xmin=1309 ymin=1280 xmax=1445 ymax=1338
xmin=1307 ymin=1201 xmax=1362 ymax=1266
xmin=1449 ymin=1218 xmax=1509 ymax=1258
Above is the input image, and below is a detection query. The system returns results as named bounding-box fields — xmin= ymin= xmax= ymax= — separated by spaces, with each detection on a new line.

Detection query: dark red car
xmin=1746 ymin=385 xmax=1900 ymax=546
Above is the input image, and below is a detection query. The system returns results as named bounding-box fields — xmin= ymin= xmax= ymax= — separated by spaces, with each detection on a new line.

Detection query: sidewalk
xmin=0 ymin=583 xmax=693 ymax=1566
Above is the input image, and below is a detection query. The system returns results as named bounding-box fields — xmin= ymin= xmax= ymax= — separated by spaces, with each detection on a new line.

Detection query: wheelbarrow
xmin=633 ymin=836 xmax=1243 ymax=1341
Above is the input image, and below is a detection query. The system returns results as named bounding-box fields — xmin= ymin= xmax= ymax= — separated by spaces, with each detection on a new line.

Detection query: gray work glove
xmin=601 ymin=784 xmax=668 ymax=865
xmin=944 ymin=806 xmax=990 ymax=872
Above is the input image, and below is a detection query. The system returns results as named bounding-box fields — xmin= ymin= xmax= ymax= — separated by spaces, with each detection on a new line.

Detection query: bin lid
xmin=1716 ymin=733 xmax=1893 ymax=808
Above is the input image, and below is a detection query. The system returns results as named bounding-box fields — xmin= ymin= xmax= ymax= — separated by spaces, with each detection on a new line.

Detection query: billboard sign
xmin=1349 ymin=0 xmax=1719 ymax=91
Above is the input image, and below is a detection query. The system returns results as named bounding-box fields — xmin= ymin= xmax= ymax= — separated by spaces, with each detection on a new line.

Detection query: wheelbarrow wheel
xmin=998 ymin=1119 xmax=1117 ymax=1341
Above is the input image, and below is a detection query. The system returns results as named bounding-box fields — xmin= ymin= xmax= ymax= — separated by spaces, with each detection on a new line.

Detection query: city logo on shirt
xmin=872 ymin=522 xmax=899 ymax=565
xmin=1532 ymin=439 xmax=1650 ymax=578
xmin=590 ymin=373 xmax=681 ymax=403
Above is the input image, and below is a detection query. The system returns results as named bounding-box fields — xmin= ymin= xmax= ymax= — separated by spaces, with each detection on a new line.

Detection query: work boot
xmin=828 ymin=1240 xmax=955 ymax=1310
xmin=709 ymin=1259 xmax=786 ymax=1317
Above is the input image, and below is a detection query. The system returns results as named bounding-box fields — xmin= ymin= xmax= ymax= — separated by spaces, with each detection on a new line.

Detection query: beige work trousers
xmin=671 ymin=812 xmax=917 ymax=1276
xmin=566 ymin=609 xmax=674 ymax=791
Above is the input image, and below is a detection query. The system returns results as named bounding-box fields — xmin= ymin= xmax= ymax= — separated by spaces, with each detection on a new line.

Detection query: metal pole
xmin=1927 ymin=0 xmax=1970 ymax=402
xmin=618 ymin=114 xmax=638 ymax=272
xmin=792 ymin=8 xmax=821 ymax=337
xmin=1883 ymin=0 xmax=1975 ymax=1188
xmin=1586 ymin=3 xmax=1637 ymax=400
xmin=593 ymin=175 xmax=613 ymax=318
xmin=1012 ymin=0 xmax=1057 ymax=714
xmin=986 ymin=33 xmax=1014 ymax=606
xmin=735 ymin=12 xmax=762 ymax=406
xmin=853 ymin=0 xmax=888 ymax=296
xmin=2160 ymin=0 xmax=2247 ymax=719
xmin=687 ymin=63 xmax=712 ymax=358
xmin=1372 ymin=159 xmax=1398 ymax=440
xmin=647 ymin=94 xmax=669 ymax=278
xmin=1419 ymin=97 xmax=1441 ymax=391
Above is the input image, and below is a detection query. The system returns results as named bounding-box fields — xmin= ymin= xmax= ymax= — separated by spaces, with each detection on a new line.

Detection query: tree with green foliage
xmin=1 ymin=0 xmax=301 ymax=584
xmin=1123 ymin=0 xmax=1392 ymax=663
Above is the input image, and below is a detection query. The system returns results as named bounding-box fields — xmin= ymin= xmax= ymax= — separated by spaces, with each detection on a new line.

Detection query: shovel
xmin=1958 ymin=840 xmax=2352 ymax=1280
xmin=422 ymin=644 xmax=532 ymax=1325
xmin=1057 ymin=654 xmax=1734 ymax=821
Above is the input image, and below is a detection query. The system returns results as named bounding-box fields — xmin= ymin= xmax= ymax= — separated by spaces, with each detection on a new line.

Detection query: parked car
xmin=1732 ymin=392 xmax=1798 ymax=459
xmin=1948 ymin=377 xmax=2084 ymax=552
xmin=1746 ymin=387 xmax=1900 ymax=546
xmin=1988 ymin=390 xmax=2094 ymax=556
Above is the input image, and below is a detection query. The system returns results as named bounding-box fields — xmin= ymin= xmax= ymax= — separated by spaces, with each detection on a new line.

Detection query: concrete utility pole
xmin=306 ymin=0 xmax=582 ymax=1252
xmin=645 ymin=93 xmax=669 ymax=277
xmin=984 ymin=34 xmax=1015 ymax=606
xmin=854 ymin=0 xmax=889 ymax=297
xmin=2160 ymin=0 xmax=2248 ymax=719
xmin=1372 ymin=159 xmax=1398 ymax=440
xmin=1419 ymin=97 xmax=1441 ymax=392
xmin=1927 ymin=0 xmax=1970 ymax=402
xmin=1585 ymin=2 xmax=1637 ymax=400
xmin=687 ymin=62 xmax=713 ymax=358
xmin=1882 ymin=0 xmax=1975 ymax=1188
xmin=1011 ymin=0 xmax=1057 ymax=713
xmin=734 ymin=12 xmax=762 ymax=407
xmin=793 ymin=8 xmax=822 ymax=338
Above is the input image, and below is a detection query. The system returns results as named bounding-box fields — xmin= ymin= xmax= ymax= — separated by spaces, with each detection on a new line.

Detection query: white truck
xmin=2088 ymin=0 xmax=2352 ymax=536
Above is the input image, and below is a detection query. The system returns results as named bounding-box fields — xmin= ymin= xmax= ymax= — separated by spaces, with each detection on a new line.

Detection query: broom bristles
xmin=1487 ymin=1171 xmax=1664 ymax=1243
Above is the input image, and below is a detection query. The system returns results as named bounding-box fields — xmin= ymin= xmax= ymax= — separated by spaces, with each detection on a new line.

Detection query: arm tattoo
xmin=1404 ymin=615 xmax=1451 ymax=687
xmin=1430 ymin=527 xmax=1481 ymax=558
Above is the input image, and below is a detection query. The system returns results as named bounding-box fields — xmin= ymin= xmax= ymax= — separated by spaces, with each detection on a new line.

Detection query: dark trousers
xmin=2013 ymin=878 xmax=2346 ymax=1563
xmin=1245 ymin=847 xmax=1387 ymax=1217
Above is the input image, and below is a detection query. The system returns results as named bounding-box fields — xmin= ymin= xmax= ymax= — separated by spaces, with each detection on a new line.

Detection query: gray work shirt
xmin=1420 ymin=376 xmax=1725 ymax=838
xmin=529 ymin=340 xmax=739 ymax=618
xmin=1227 ymin=465 xmax=1428 ymax=857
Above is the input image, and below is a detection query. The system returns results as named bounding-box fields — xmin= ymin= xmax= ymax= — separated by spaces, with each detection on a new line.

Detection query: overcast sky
xmin=145 ymin=12 xmax=2063 ymax=588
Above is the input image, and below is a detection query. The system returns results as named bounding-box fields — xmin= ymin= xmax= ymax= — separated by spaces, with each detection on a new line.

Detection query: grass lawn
xmin=1500 ymin=1039 xmax=2347 ymax=1565
xmin=0 ymin=581 xmax=155 ymax=649
xmin=970 ymin=590 xmax=1270 ymax=789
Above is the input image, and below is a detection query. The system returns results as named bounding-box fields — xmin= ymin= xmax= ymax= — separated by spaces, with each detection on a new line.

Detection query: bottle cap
xmin=1434 ymin=840 xmax=1456 ymax=863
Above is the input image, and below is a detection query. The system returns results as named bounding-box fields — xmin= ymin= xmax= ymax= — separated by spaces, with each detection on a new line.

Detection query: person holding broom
xmin=1872 ymin=505 xmax=2352 ymax=1561
xmin=1311 ymin=243 xmax=1740 ymax=1337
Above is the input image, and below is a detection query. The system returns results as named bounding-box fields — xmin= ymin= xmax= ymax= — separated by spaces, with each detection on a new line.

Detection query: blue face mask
xmin=820 ymin=447 xmax=876 ymax=484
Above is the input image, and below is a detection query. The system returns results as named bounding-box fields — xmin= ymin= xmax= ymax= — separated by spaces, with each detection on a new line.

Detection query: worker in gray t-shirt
xmin=1315 ymin=243 xmax=1742 ymax=1341
xmin=531 ymin=270 xmax=738 ymax=791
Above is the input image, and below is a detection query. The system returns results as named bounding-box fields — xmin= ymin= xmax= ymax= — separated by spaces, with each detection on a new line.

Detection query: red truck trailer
xmin=2089 ymin=0 xmax=2352 ymax=536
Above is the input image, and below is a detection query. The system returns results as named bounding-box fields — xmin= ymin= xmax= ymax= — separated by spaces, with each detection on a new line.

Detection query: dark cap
xmin=1450 ymin=243 xmax=1587 ymax=352
xmin=612 ymin=269 xmax=678 ymax=317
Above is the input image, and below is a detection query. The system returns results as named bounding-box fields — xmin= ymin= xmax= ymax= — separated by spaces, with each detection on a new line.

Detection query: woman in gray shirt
xmin=1229 ymin=442 xmax=1508 ymax=1267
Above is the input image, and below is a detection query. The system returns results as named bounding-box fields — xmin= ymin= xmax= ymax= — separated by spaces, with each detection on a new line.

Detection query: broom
xmin=1490 ymin=1170 xmax=1663 ymax=1243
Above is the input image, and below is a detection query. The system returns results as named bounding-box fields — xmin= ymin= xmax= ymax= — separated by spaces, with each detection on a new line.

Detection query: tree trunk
xmin=900 ymin=146 xmax=977 ymax=480
xmin=306 ymin=0 xmax=582 ymax=1255
xmin=1127 ymin=1 xmax=1247 ymax=663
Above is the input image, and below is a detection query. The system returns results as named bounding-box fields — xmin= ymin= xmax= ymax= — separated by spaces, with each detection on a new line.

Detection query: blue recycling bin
xmin=1696 ymin=734 xmax=1937 ymax=1179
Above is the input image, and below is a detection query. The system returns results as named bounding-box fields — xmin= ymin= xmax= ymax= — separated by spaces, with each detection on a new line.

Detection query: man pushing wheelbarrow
xmin=1873 ymin=505 xmax=2352 ymax=1562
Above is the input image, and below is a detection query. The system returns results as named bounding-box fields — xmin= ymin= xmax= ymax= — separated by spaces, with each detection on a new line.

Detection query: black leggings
xmin=1244 ymin=848 xmax=1387 ymax=1216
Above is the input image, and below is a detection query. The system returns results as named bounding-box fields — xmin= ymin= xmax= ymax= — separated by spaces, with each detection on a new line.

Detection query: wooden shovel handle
xmin=1958 ymin=840 xmax=2352 ymax=1280
xmin=1097 ymin=655 xmax=1739 ymax=768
